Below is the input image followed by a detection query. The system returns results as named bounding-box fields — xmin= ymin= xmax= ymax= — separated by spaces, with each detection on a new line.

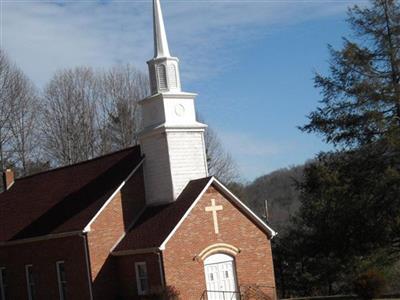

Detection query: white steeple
xmin=139 ymin=0 xmax=208 ymax=205
xmin=147 ymin=0 xmax=181 ymax=95
xmin=153 ymin=0 xmax=171 ymax=58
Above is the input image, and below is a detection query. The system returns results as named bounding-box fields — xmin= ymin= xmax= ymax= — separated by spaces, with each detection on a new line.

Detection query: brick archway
xmin=195 ymin=243 xmax=241 ymax=261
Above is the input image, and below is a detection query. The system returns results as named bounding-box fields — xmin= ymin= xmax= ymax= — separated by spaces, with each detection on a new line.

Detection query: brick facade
xmin=0 ymin=175 xmax=276 ymax=300
xmin=162 ymin=185 xmax=276 ymax=299
xmin=0 ymin=166 xmax=146 ymax=300
xmin=116 ymin=253 xmax=164 ymax=300
xmin=0 ymin=234 xmax=92 ymax=300
xmin=87 ymin=166 xmax=146 ymax=300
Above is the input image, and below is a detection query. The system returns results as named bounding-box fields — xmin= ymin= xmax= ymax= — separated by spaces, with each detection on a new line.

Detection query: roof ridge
xmin=18 ymin=145 xmax=141 ymax=181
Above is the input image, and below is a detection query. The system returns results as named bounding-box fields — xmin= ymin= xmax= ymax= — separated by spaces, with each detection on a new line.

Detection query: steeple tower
xmin=139 ymin=0 xmax=208 ymax=205
xmin=147 ymin=0 xmax=181 ymax=95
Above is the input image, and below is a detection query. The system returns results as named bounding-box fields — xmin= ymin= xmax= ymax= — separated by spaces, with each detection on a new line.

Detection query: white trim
xmin=134 ymin=262 xmax=149 ymax=296
xmin=139 ymin=122 xmax=206 ymax=140
xmin=5 ymin=180 xmax=14 ymax=190
xmin=83 ymin=158 xmax=144 ymax=232
xmin=56 ymin=261 xmax=66 ymax=300
xmin=112 ymin=247 xmax=160 ymax=257
xmin=159 ymin=177 xmax=277 ymax=250
xmin=160 ymin=177 xmax=214 ymax=250
xmin=0 ymin=267 xmax=6 ymax=300
xmin=212 ymin=177 xmax=277 ymax=238
xmin=0 ymin=231 xmax=82 ymax=247
xmin=109 ymin=206 xmax=147 ymax=254
xmin=25 ymin=264 xmax=34 ymax=300
xmin=201 ymin=132 xmax=209 ymax=176
xmin=139 ymin=91 xmax=197 ymax=104
xmin=1 ymin=160 xmax=144 ymax=242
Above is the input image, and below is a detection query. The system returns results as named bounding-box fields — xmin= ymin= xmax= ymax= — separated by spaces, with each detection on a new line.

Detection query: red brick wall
xmin=0 ymin=234 xmax=91 ymax=300
xmin=162 ymin=185 xmax=276 ymax=300
xmin=87 ymin=167 xmax=146 ymax=300
xmin=116 ymin=252 xmax=163 ymax=300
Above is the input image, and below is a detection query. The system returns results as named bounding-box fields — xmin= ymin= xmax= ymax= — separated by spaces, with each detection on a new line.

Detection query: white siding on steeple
xmin=166 ymin=131 xmax=208 ymax=199
xmin=141 ymin=134 xmax=174 ymax=204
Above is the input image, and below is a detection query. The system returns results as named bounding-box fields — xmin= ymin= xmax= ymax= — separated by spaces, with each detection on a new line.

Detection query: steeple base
xmin=140 ymin=125 xmax=208 ymax=205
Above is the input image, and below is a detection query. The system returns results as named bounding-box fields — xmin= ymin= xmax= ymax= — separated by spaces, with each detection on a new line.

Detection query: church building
xmin=0 ymin=1 xmax=277 ymax=299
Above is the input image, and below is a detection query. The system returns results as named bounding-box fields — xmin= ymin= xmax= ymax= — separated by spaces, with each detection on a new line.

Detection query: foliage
xmin=353 ymin=270 xmax=386 ymax=300
xmin=275 ymin=0 xmax=400 ymax=297
xmin=141 ymin=285 xmax=181 ymax=300
xmin=204 ymin=125 xmax=239 ymax=185
xmin=0 ymin=50 xmax=238 ymax=183
xmin=383 ymin=259 xmax=400 ymax=292
xmin=243 ymin=164 xmax=304 ymax=232
xmin=301 ymin=0 xmax=400 ymax=148
xmin=0 ymin=50 xmax=42 ymax=177
xmin=41 ymin=65 xmax=149 ymax=166
xmin=241 ymin=284 xmax=273 ymax=300
xmin=96 ymin=65 xmax=148 ymax=153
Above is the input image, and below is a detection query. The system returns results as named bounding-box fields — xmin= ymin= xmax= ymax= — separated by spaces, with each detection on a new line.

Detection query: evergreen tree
xmin=302 ymin=0 xmax=400 ymax=148
xmin=274 ymin=1 xmax=400 ymax=296
xmin=300 ymin=0 xmax=400 ymax=258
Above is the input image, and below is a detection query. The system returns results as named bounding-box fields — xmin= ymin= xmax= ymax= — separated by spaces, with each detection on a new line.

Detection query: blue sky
xmin=2 ymin=0 xmax=362 ymax=181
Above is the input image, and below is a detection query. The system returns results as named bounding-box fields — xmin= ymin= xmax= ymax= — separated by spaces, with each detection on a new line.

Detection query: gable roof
xmin=113 ymin=177 xmax=276 ymax=254
xmin=113 ymin=176 xmax=212 ymax=253
xmin=0 ymin=146 xmax=143 ymax=243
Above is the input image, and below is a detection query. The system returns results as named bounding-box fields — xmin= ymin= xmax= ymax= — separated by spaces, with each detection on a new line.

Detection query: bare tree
xmin=40 ymin=65 xmax=148 ymax=167
xmin=0 ymin=50 xmax=17 ymax=170
xmin=41 ymin=67 xmax=98 ymax=165
xmin=8 ymin=69 xmax=40 ymax=176
xmin=204 ymin=126 xmax=239 ymax=184
xmin=0 ymin=50 xmax=40 ymax=176
xmin=97 ymin=64 xmax=148 ymax=154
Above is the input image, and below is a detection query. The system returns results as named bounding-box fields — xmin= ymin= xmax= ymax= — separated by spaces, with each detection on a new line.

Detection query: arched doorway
xmin=204 ymin=253 xmax=238 ymax=300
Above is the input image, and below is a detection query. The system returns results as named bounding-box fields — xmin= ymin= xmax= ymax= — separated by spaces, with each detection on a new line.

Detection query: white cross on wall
xmin=205 ymin=199 xmax=223 ymax=234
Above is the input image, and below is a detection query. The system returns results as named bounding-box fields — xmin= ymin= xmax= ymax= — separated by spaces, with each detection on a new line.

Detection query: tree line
xmin=0 ymin=50 xmax=238 ymax=183
xmin=268 ymin=0 xmax=400 ymax=297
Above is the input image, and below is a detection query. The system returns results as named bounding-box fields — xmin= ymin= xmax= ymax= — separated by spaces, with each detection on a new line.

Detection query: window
xmin=157 ymin=64 xmax=168 ymax=90
xmin=168 ymin=64 xmax=177 ymax=88
xmin=56 ymin=262 xmax=67 ymax=300
xmin=25 ymin=265 xmax=36 ymax=300
xmin=135 ymin=262 xmax=149 ymax=295
xmin=0 ymin=267 xmax=7 ymax=300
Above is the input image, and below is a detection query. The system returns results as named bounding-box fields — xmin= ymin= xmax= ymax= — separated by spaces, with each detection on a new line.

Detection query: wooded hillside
xmin=242 ymin=164 xmax=304 ymax=232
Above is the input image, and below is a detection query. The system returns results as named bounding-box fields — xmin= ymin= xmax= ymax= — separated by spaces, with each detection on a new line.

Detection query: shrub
xmin=141 ymin=285 xmax=180 ymax=300
xmin=241 ymin=284 xmax=272 ymax=300
xmin=353 ymin=269 xmax=386 ymax=300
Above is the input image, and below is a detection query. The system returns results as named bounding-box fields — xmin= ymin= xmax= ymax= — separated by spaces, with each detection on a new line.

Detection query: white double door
xmin=204 ymin=253 xmax=238 ymax=300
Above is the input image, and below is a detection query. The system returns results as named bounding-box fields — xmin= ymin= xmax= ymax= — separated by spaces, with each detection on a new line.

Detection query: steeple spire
xmin=147 ymin=0 xmax=181 ymax=94
xmin=153 ymin=0 xmax=171 ymax=58
xmin=139 ymin=0 xmax=208 ymax=205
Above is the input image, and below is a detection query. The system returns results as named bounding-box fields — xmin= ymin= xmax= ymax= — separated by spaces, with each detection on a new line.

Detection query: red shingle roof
xmin=114 ymin=176 xmax=212 ymax=252
xmin=0 ymin=146 xmax=143 ymax=242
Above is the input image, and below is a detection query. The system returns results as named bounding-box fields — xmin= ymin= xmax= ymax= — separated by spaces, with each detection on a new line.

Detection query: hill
xmin=242 ymin=164 xmax=305 ymax=232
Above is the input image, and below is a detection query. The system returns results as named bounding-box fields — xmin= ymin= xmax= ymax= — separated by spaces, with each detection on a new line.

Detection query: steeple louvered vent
xmin=157 ymin=64 xmax=168 ymax=90
xmin=168 ymin=65 xmax=177 ymax=88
